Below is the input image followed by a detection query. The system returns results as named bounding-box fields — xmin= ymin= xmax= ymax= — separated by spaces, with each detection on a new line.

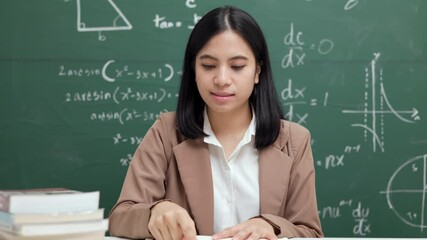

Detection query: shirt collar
xmin=203 ymin=108 xmax=256 ymax=147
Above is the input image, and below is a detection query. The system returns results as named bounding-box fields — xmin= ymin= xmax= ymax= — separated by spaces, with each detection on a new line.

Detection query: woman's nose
xmin=213 ymin=67 xmax=231 ymax=86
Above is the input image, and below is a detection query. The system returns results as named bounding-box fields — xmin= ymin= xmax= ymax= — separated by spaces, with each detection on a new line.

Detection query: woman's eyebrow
xmin=198 ymin=54 xmax=248 ymax=61
xmin=229 ymin=55 xmax=248 ymax=61
xmin=198 ymin=54 xmax=217 ymax=60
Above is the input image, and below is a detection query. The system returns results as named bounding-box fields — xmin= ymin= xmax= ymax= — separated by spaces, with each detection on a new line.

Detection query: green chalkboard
xmin=1 ymin=0 xmax=426 ymax=237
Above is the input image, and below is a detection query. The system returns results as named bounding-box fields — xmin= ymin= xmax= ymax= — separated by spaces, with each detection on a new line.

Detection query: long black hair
xmin=176 ymin=5 xmax=284 ymax=149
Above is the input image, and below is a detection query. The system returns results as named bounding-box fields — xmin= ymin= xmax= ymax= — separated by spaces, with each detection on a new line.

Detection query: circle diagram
xmin=385 ymin=154 xmax=427 ymax=229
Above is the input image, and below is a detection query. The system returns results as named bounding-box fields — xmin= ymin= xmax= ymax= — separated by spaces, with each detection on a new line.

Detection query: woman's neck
xmin=207 ymin=106 xmax=252 ymax=136
xmin=207 ymin=106 xmax=253 ymax=158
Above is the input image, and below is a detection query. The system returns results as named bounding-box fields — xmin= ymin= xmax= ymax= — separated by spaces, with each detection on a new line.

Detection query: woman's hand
xmin=212 ymin=218 xmax=278 ymax=240
xmin=148 ymin=201 xmax=197 ymax=240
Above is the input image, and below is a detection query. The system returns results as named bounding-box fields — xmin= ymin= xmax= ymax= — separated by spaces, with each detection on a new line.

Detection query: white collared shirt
xmin=203 ymin=110 xmax=260 ymax=233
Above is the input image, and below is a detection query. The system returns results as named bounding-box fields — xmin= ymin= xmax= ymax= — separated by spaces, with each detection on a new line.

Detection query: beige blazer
xmin=109 ymin=112 xmax=323 ymax=239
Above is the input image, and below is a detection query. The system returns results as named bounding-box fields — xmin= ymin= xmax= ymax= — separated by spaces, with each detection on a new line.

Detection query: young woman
xmin=109 ymin=5 xmax=323 ymax=240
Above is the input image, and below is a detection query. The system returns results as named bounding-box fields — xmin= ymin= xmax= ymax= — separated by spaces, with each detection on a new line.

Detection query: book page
xmin=104 ymin=236 xmax=289 ymax=240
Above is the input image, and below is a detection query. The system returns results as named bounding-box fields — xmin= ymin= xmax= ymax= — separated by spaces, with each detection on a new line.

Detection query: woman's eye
xmin=231 ymin=65 xmax=245 ymax=70
xmin=201 ymin=64 xmax=215 ymax=70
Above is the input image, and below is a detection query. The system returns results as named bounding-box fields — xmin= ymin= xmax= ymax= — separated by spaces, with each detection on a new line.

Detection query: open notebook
xmin=105 ymin=236 xmax=290 ymax=240
xmin=105 ymin=237 xmax=422 ymax=240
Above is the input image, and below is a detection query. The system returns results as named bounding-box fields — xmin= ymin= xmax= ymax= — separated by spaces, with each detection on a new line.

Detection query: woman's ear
xmin=255 ymin=64 xmax=261 ymax=84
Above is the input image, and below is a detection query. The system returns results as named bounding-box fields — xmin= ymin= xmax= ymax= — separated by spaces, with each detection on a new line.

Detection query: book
xmin=0 ymin=229 xmax=105 ymax=240
xmin=1 ymin=219 xmax=108 ymax=236
xmin=0 ymin=189 xmax=99 ymax=214
xmin=0 ymin=209 xmax=104 ymax=229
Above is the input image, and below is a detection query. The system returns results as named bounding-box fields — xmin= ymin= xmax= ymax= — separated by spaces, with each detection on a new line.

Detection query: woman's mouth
xmin=212 ymin=92 xmax=233 ymax=97
xmin=211 ymin=92 xmax=234 ymax=101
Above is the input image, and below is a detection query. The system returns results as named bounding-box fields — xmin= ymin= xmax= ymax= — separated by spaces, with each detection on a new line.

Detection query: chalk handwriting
xmin=319 ymin=199 xmax=371 ymax=236
xmin=64 ymin=87 xmax=178 ymax=104
xmin=153 ymin=14 xmax=183 ymax=29
xmin=154 ymin=1 xmax=201 ymax=30
xmin=281 ymin=23 xmax=334 ymax=69
xmin=316 ymin=145 xmax=361 ymax=170
xmin=58 ymin=65 xmax=101 ymax=77
xmin=319 ymin=199 xmax=352 ymax=219
xmin=90 ymin=108 xmax=169 ymax=125
xmin=113 ymin=133 xmax=142 ymax=145
xmin=59 ymin=61 xmax=178 ymax=82
xmin=345 ymin=0 xmax=359 ymax=11
xmin=305 ymin=0 xmax=359 ymax=11
xmin=65 ymin=90 xmax=112 ymax=102
xmin=352 ymin=202 xmax=371 ymax=236
xmin=185 ymin=0 xmax=197 ymax=9
xmin=120 ymin=154 xmax=133 ymax=166
xmin=188 ymin=13 xmax=203 ymax=29
xmin=281 ymin=79 xmax=328 ymax=124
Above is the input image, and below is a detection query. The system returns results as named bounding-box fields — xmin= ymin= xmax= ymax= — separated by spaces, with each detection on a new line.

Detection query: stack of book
xmin=0 ymin=188 xmax=108 ymax=240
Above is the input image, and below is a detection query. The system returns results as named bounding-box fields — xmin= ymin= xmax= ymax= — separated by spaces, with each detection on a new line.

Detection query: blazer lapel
xmin=173 ymin=138 xmax=214 ymax=235
xmin=259 ymin=145 xmax=293 ymax=215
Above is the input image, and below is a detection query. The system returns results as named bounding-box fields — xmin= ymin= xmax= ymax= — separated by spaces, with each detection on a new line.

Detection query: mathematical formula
xmin=65 ymin=87 xmax=178 ymax=104
xmin=58 ymin=61 xmax=179 ymax=82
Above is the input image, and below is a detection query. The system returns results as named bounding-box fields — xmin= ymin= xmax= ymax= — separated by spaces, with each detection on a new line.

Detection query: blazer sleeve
xmin=108 ymin=115 xmax=172 ymax=239
xmin=261 ymin=124 xmax=323 ymax=238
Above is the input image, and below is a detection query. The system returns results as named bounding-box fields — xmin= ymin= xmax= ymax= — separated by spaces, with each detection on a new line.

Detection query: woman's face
xmin=195 ymin=30 xmax=260 ymax=116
